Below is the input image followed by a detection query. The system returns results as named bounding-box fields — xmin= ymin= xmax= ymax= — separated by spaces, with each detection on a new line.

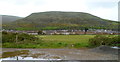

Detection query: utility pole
xmin=16 ymin=56 xmax=18 ymax=60
xmin=16 ymin=34 xmax=18 ymax=43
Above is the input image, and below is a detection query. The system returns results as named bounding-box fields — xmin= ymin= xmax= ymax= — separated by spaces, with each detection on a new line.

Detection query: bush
xmin=89 ymin=35 xmax=120 ymax=47
xmin=110 ymin=36 xmax=120 ymax=46
xmin=2 ymin=32 xmax=39 ymax=43
xmin=2 ymin=32 xmax=16 ymax=43
xmin=74 ymin=43 xmax=82 ymax=48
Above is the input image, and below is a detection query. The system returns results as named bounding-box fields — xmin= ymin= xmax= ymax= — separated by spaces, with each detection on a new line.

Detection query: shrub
xmin=88 ymin=35 xmax=119 ymax=47
xmin=74 ymin=43 xmax=82 ymax=48
xmin=2 ymin=32 xmax=39 ymax=43
xmin=2 ymin=32 xmax=16 ymax=43
xmin=110 ymin=36 xmax=120 ymax=47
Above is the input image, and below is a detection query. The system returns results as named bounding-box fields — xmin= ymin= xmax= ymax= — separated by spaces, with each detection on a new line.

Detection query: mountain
xmin=3 ymin=11 xmax=119 ymax=30
xmin=1 ymin=15 xmax=23 ymax=24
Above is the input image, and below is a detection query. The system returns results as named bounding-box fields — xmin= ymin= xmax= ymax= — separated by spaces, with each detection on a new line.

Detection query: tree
xmin=38 ymin=30 xmax=43 ymax=35
xmin=84 ymin=28 xmax=88 ymax=34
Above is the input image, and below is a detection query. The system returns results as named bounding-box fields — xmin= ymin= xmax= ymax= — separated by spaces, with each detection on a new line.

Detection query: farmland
xmin=37 ymin=35 xmax=95 ymax=48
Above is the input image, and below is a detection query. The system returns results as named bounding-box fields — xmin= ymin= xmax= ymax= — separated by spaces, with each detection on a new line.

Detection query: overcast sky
xmin=0 ymin=0 xmax=119 ymax=21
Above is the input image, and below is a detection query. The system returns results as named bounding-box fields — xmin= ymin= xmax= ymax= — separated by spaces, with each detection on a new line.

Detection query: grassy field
xmin=3 ymin=35 xmax=118 ymax=48
xmin=3 ymin=35 xmax=95 ymax=48
xmin=35 ymin=35 xmax=95 ymax=48
xmin=38 ymin=35 xmax=95 ymax=43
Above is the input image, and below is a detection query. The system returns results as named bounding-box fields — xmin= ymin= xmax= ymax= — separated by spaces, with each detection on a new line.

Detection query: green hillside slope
xmin=1 ymin=15 xmax=23 ymax=24
xmin=3 ymin=11 xmax=119 ymax=30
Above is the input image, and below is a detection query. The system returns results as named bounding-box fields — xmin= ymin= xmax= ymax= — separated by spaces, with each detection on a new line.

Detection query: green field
xmin=3 ymin=35 xmax=95 ymax=48
xmin=35 ymin=35 xmax=95 ymax=48
xmin=38 ymin=35 xmax=94 ymax=44
xmin=3 ymin=35 xmax=118 ymax=48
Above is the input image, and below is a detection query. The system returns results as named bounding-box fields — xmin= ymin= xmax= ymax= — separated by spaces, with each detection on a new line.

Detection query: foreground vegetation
xmin=89 ymin=35 xmax=119 ymax=47
xmin=2 ymin=32 xmax=119 ymax=48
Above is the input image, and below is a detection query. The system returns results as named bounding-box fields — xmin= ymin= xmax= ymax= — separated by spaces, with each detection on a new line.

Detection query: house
xmin=25 ymin=31 xmax=38 ymax=35
xmin=43 ymin=30 xmax=56 ymax=35
xmin=27 ymin=32 xmax=38 ymax=35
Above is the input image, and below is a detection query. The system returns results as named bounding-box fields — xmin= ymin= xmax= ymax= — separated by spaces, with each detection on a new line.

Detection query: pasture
xmin=36 ymin=35 xmax=95 ymax=48
xmin=3 ymin=34 xmax=118 ymax=48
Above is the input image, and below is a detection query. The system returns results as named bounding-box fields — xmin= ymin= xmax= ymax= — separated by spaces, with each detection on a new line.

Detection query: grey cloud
xmin=87 ymin=1 xmax=117 ymax=8
xmin=6 ymin=0 xmax=45 ymax=5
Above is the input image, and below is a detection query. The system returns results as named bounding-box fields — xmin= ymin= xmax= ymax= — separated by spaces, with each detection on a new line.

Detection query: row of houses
xmin=43 ymin=30 xmax=119 ymax=35
xmin=2 ymin=29 xmax=119 ymax=35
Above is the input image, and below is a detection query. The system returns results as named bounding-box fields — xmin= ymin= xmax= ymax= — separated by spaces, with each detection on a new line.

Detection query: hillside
xmin=1 ymin=15 xmax=23 ymax=24
xmin=3 ymin=11 xmax=119 ymax=30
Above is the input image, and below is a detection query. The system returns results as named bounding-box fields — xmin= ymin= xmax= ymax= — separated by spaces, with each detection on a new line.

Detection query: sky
xmin=0 ymin=0 xmax=119 ymax=21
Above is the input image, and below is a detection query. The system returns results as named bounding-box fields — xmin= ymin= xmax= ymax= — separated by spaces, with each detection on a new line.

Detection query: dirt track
xmin=1 ymin=47 xmax=119 ymax=60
